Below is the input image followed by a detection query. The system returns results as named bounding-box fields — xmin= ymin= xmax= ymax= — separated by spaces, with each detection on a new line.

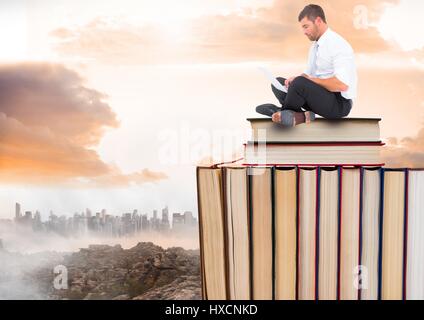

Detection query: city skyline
xmin=0 ymin=202 xmax=198 ymax=240
xmin=8 ymin=201 xmax=197 ymax=221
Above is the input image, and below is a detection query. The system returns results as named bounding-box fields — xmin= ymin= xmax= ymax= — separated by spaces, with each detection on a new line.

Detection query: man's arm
xmin=303 ymin=75 xmax=349 ymax=92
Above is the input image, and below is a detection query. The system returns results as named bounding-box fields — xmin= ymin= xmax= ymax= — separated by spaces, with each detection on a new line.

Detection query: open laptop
xmin=257 ymin=66 xmax=288 ymax=93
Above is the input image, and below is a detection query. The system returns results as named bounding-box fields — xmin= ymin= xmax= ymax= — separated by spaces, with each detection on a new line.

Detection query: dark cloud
xmin=0 ymin=63 xmax=167 ymax=186
xmin=0 ymin=63 xmax=118 ymax=146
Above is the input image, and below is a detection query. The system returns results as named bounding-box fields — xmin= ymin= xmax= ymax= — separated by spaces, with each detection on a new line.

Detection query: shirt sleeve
xmin=333 ymin=49 xmax=355 ymax=90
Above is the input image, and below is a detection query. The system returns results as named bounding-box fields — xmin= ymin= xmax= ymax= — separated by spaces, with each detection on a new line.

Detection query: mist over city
xmin=0 ymin=202 xmax=199 ymax=252
xmin=0 ymin=202 xmax=200 ymax=300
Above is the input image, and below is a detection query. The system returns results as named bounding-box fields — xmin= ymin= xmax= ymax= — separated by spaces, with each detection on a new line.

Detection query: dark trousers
xmin=272 ymin=76 xmax=352 ymax=119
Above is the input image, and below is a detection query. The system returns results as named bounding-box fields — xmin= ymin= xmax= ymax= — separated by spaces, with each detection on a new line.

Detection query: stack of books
xmin=196 ymin=117 xmax=424 ymax=300
xmin=244 ymin=117 xmax=383 ymax=166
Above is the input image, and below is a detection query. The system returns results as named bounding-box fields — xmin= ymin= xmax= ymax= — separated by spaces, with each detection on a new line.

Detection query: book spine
xmin=358 ymin=167 xmax=364 ymax=300
xmin=295 ymin=166 xmax=300 ymax=301
xmin=195 ymin=167 xmax=207 ymax=300
xmin=336 ymin=166 xmax=343 ymax=300
xmin=402 ymin=169 xmax=409 ymax=300
xmin=221 ymin=167 xmax=230 ymax=300
xmin=248 ymin=167 xmax=254 ymax=300
xmin=271 ymin=167 xmax=276 ymax=301
xmin=315 ymin=167 xmax=321 ymax=300
xmin=246 ymin=168 xmax=252 ymax=300
xmin=377 ymin=168 xmax=385 ymax=300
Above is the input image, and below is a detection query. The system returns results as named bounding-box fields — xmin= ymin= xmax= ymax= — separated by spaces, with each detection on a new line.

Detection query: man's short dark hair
xmin=298 ymin=4 xmax=327 ymax=23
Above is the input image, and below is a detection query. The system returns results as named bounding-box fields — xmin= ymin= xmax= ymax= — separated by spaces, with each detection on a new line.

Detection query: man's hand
xmin=285 ymin=76 xmax=296 ymax=88
xmin=286 ymin=74 xmax=311 ymax=87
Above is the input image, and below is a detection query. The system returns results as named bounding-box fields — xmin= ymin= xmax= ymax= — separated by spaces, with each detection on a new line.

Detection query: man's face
xmin=300 ymin=17 xmax=319 ymax=41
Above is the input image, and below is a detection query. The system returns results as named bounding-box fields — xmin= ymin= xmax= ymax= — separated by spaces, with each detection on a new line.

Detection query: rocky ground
xmin=0 ymin=242 xmax=201 ymax=300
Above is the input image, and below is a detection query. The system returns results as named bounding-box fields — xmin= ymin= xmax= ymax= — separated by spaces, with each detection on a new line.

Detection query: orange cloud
xmin=83 ymin=168 xmax=169 ymax=188
xmin=408 ymin=48 xmax=424 ymax=69
xmin=0 ymin=63 xmax=167 ymax=187
xmin=50 ymin=0 xmax=398 ymax=64
xmin=50 ymin=17 xmax=170 ymax=65
xmin=188 ymin=0 xmax=398 ymax=62
xmin=381 ymin=128 xmax=424 ymax=168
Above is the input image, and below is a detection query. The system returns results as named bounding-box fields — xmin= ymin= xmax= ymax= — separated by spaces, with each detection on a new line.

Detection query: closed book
xmin=196 ymin=167 xmax=228 ymax=300
xmin=247 ymin=117 xmax=381 ymax=143
xmin=223 ymin=167 xmax=251 ymax=300
xmin=249 ymin=167 xmax=273 ymax=300
xmin=274 ymin=167 xmax=297 ymax=300
xmin=360 ymin=167 xmax=382 ymax=300
xmin=318 ymin=167 xmax=339 ymax=300
xmin=298 ymin=167 xmax=318 ymax=300
xmin=339 ymin=167 xmax=361 ymax=300
xmin=380 ymin=169 xmax=407 ymax=300
xmin=406 ymin=169 xmax=424 ymax=300
xmin=244 ymin=142 xmax=384 ymax=166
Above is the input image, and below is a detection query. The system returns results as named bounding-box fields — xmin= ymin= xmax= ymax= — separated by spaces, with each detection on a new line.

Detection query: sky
xmin=0 ymin=0 xmax=424 ymax=219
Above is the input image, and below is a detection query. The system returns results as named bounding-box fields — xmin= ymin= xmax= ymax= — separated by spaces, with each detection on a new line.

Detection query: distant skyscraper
xmin=20 ymin=211 xmax=33 ymax=227
xmin=161 ymin=206 xmax=170 ymax=230
xmin=172 ymin=213 xmax=185 ymax=231
xmin=15 ymin=202 xmax=21 ymax=220
xmin=183 ymin=211 xmax=194 ymax=225
xmin=141 ymin=214 xmax=150 ymax=230
xmin=34 ymin=211 xmax=42 ymax=231
xmin=162 ymin=206 xmax=169 ymax=223
xmin=34 ymin=211 xmax=41 ymax=222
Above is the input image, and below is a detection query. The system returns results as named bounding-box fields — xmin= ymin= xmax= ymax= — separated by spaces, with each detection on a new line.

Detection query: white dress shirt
xmin=304 ymin=27 xmax=357 ymax=100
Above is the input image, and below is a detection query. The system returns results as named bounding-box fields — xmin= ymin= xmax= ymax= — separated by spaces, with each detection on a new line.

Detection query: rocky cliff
xmin=0 ymin=242 xmax=201 ymax=300
xmin=44 ymin=242 xmax=201 ymax=300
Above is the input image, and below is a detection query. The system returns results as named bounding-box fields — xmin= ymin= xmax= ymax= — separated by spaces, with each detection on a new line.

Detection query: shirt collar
xmin=316 ymin=27 xmax=331 ymax=46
